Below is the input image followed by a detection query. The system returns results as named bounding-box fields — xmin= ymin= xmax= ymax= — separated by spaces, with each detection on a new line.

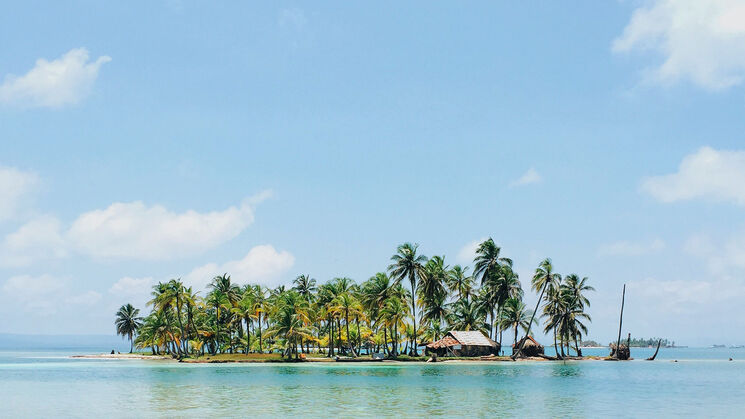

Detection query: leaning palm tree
xmin=115 ymin=303 xmax=144 ymax=353
xmin=388 ymin=242 xmax=427 ymax=355
xmin=513 ymin=258 xmax=561 ymax=359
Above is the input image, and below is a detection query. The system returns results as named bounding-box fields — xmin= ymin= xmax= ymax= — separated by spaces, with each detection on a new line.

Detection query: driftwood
xmin=646 ymin=339 xmax=662 ymax=361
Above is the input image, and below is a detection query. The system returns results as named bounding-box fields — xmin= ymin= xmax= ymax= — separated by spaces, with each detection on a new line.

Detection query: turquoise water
xmin=2 ymin=348 xmax=744 ymax=417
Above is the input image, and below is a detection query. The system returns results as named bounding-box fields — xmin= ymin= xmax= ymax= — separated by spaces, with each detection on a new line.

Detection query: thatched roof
xmin=513 ymin=335 xmax=543 ymax=349
xmin=426 ymin=331 xmax=498 ymax=349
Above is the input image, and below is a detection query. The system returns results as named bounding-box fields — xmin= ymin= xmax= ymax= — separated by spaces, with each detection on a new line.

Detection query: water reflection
xmin=551 ymin=362 xmax=583 ymax=377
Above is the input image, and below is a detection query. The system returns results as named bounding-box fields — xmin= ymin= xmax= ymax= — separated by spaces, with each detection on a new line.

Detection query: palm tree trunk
xmin=129 ymin=332 xmax=133 ymax=353
xmin=553 ymin=330 xmax=561 ymax=359
xmin=512 ymin=281 xmax=548 ymax=360
xmin=410 ymin=274 xmax=418 ymax=356
xmin=176 ymin=296 xmax=186 ymax=354
xmin=245 ymin=316 xmax=251 ymax=353
xmin=383 ymin=327 xmax=388 ymax=356
xmin=258 ymin=312 xmax=263 ymax=353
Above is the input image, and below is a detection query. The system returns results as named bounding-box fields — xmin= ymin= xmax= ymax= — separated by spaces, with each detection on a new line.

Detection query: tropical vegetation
xmin=115 ymin=239 xmax=594 ymax=360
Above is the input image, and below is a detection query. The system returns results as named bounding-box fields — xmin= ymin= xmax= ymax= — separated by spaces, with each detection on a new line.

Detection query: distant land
xmin=0 ymin=333 xmax=128 ymax=351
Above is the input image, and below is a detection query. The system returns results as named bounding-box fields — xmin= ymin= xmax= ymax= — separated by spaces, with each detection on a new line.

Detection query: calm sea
xmin=2 ymin=347 xmax=744 ymax=417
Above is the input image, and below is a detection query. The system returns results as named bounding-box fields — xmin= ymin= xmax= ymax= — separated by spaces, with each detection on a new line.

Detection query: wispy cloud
xmin=614 ymin=0 xmax=745 ymax=90
xmin=641 ymin=147 xmax=745 ymax=206
xmin=597 ymin=238 xmax=665 ymax=257
xmin=456 ymin=238 xmax=486 ymax=265
xmin=0 ymin=48 xmax=110 ymax=108
xmin=509 ymin=168 xmax=542 ymax=188
xmin=0 ymin=191 xmax=273 ymax=266
xmin=0 ymin=166 xmax=37 ymax=222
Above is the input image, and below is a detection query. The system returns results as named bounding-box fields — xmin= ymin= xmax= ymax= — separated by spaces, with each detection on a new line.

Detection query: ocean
xmin=1 ymin=347 xmax=744 ymax=417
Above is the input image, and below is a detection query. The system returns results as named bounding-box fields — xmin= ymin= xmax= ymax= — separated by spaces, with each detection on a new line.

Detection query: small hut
xmin=426 ymin=331 xmax=500 ymax=357
xmin=512 ymin=336 xmax=544 ymax=357
xmin=609 ymin=343 xmax=630 ymax=360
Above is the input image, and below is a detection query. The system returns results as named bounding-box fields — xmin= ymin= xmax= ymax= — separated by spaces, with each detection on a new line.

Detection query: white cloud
xmin=0 ymin=194 xmax=270 ymax=265
xmin=2 ymin=274 xmax=65 ymax=314
xmin=641 ymin=147 xmax=745 ymax=205
xmin=597 ymin=238 xmax=665 ymax=257
xmin=614 ymin=0 xmax=745 ymax=89
xmin=0 ymin=166 xmax=37 ymax=222
xmin=0 ymin=215 xmax=67 ymax=267
xmin=0 ymin=48 xmax=110 ymax=108
xmin=67 ymin=199 xmax=257 ymax=260
xmin=65 ymin=291 xmax=102 ymax=306
xmin=685 ymin=231 xmax=745 ymax=273
xmin=184 ymin=245 xmax=295 ymax=290
xmin=109 ymin=276 xmax=155 ymax=297
xmin=456 ymin=238 xmax=486 ymax=265
xmin=509 ymin=168 xmax=542 ymax=188
xmin=630 ymin=276 xmax=745 ymax=314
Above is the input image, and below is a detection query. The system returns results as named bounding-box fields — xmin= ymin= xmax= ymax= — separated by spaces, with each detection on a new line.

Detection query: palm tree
xmin=207 ymin=274 xmax=239 ymax=353
xmin=293 ymin=274 xmax=317 ymax=303
xmin=115 ymin=304 xmax=143 ymax=353
xmin=449 ymin=298 xmax=488 ymax=334
xmin=473 ymin=238 xmax=512 ymax=338
xmin=233 ymin=287 xmax=255 ymax=353
xmin=492 ymin=265 xmax=522 ymax=345
xmin=446 ymin=265 xmax=473 ymax=302
xmin=560 ymin=274 xmax=594 ymax=355
xmin=513 ymin=258 xmax=561 ymax=359
xmin=388 ymin=242 xmax=427 ymax=355
xmin=498 ymin=297 xmax=533 ymax=348
xmin=330 ymin=291 xmax=365 ymax=356
xmin=266 ymin=290 xmax=312 ymax=359
xmin=419 ymin=255 xmax=449 ymax=326
xmin=380 ymin=295 xmax=408 ymax=357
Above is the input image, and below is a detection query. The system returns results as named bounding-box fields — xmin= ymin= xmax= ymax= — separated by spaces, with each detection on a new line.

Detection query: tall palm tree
xmin=293 ymin=274 xmax=317 ymax=303
xmin=115 ymin=303 xmax=143 ymax=353
xmin=388 ymin=242 xmax=427 ymax=355
xmin=498 ymin=297 xmax=533 ymax=347
xmin=492 ymin=265 xmax=522 ymax=345
xmin=473 ymin=238 xmax=512 ymax=338
xmin=448 ymin=298 xmax=488 ymax=334
xmin=207 ymin=274 xmax=240 ymax=353
xmin=419 ymin=255 xmax=449 ymax=326
xmin=513 ymin=258 xmax=561 ymax=359
xmin=446 ymin=265 xmax=474 ymax=302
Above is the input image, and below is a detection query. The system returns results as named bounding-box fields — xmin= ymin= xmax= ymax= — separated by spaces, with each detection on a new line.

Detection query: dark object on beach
xmin=426 ymin=331 xmax=500 ymax=357
xmin=512 ymin=336 xmax=544 ymax=357
xmin=646 ymin=340 xmax=662 ymax=361
xmin=110 ymin=350 xmax=115 ymax=355
xmin=729 ymin=358 xmax=733 ymax=361
xmin=614 ymin=284 xmax=627 ymax=360
xmin=609 ymin=343 xmax=630 ymax=360
xmin=674 ymin=360 xmax=678 ymax=362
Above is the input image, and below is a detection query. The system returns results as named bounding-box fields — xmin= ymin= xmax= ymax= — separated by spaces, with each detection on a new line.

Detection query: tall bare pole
xmin=615 ymin=284 xmax=626 ymax=359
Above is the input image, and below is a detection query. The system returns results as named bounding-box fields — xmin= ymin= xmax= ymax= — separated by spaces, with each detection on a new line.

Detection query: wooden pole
xmin=614 ymin=284 xmax=626 ymax=359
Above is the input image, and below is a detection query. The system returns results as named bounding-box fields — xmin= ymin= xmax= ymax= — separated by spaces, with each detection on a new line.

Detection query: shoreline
xmin=70 ymin=353 xmax=607 ymax=363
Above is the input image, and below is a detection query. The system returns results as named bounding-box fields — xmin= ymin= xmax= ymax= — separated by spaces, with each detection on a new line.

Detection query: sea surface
xmin=2 ymin=347 xmax=744 ymax=418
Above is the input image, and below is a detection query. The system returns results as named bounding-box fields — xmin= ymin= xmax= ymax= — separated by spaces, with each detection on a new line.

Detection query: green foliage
xmin=115 ymin=240 xmax=594 ymax=361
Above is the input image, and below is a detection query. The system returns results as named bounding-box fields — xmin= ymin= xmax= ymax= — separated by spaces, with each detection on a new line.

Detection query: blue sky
xmin=2 ymin=1 xmax=745 ymax=346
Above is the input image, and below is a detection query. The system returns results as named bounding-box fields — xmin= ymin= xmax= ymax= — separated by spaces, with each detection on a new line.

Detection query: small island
xmin=111 ymin=239 xmax=602 ymax=363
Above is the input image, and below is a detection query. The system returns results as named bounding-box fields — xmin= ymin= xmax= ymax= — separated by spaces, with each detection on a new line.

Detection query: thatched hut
xmin=609 ymin=343 xmax=630 ymax=360
xmin=426 ymin=331 xmax=500 ymax=357
xmin=512 ymin=336 xmax=544 ymax=357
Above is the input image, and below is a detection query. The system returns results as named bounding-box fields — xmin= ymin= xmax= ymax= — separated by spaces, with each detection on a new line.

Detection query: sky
xmin=2 ymin=1 xmax=745 ymax=346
